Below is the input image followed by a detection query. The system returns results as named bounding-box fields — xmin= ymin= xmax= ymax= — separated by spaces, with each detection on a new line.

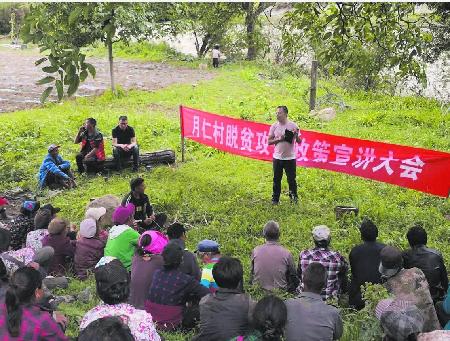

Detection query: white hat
xmin=85 ymin=207 xmax=107 ymax=221
xmin=312 ymin=225 xmax=330 ymax=241
xmin=80 ymin=218 xmax=97 ymax=238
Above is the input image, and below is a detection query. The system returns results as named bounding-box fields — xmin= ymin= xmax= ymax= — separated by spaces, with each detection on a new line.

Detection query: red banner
xmin=180 ymin=106 xmax=450 ymax=197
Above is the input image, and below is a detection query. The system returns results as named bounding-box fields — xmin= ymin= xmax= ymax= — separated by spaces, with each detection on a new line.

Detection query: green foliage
xmin=177 ymin=2 xmax=242 ymax=58
xmin=85 ymin=40 xmax=185 ymax=63
xmin=341 ymin=284 xmax=390 ymax=340
xmin=21 ymin=3 xmax=178 ymax=101
xmin=0 ymin=3 xmax=28 ymax=35
xmin=283 ymin=3 xmax=433 ymax=90
xmin=1 ymin=63 xmax=449 ymax=340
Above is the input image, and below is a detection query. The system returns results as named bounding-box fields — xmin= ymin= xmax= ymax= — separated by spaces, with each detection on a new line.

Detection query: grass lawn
xmin=0 ymin=56 xmax=449 ymax=340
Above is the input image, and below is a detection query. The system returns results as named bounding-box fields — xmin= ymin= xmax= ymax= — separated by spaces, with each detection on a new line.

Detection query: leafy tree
xmin=282 ymin=3 xmax=433 ymax=90
xmin=0 ymin=3 xmax=28 ymax=36
xmin=425 ymin=3 xmax=450 ymax=62
xmin=21 ymin=2 xmax=175 ymax=102
xmin=241 ymin=2 xmax=274 ymax=60
xmin=178 ymin=3 xmax=241 ymax=58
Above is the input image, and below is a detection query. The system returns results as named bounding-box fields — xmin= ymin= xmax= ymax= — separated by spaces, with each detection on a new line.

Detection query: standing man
xmin=268 ymin=105 xmax=301 ymax=204
xmin=211 ymin=44 xmax=221 ymax=68
xmin=112 ymin=115 xmax=139 ymax=172
xmin=38 ymin=144 xmax=75 ymax=189
xmin=74 ymin=118 xmax=105 ymax=174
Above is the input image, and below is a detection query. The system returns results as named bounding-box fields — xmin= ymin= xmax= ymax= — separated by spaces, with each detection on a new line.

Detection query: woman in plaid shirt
xmin=0 ymin=267 xmax=68 ymax=340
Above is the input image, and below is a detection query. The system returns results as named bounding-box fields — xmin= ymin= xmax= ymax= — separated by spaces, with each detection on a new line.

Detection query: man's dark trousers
xmin=113 ymin=145 xmax=139 ymax=170
xmin=272 ymin=158 xmax=297 ymax=202
xmin=76 ymin=152 xmax=104 ymax=174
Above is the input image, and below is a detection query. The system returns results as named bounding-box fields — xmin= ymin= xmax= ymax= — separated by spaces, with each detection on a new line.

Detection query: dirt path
xmin=0 ymin=47 xmax=214 ymax=113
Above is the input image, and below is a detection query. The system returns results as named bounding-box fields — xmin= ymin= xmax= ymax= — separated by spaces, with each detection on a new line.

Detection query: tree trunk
xmin=107 ymin=39 xmax=116 ymax=95
xmin=199 ymin=33 xmax=211 ymax=58
xmin=245 ymin=3 xmax=256 ymax=60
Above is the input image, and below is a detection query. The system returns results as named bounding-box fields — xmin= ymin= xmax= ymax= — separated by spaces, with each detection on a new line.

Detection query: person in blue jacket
xmin=38 ymin=144 xmax=76 ymax=189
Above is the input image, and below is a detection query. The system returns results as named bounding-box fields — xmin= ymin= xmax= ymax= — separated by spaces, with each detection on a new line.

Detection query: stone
xmin=309 ymin=107 xmax=337 ymax=122
xmin=86 ymin=194 xmax=121 ymax=228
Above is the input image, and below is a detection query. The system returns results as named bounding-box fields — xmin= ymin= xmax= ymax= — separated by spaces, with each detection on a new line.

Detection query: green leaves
xmin=40 ymin=86 xmax=53 ymax=103
xmin=67 ymin=74 xmax=80 ymax=97
xmin=284 ymin=3 xmax=431 ymax=91
xmin=36 ymin=76 xmax=55 ymax=85
xmin=55 ymin=80 xmax=63 ymax=100
xmin=35 ymin=57 xmax=47 ymax=66
xmin=42 ymin=66 xmax=59 ymax=73
xmin=85 ymin=63 xmax=96 ymax=78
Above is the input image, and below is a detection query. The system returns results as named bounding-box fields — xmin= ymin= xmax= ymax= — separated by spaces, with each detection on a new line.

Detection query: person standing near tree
xmin=112 ymin=116 xmax=139 ymax=172
xmin=74 ymin=118 xmax=105 ymax=174
xmin=268 ymin=106 xmax=301 ymax=204
xmin=211 ymin=44 xmax=221 ymax=68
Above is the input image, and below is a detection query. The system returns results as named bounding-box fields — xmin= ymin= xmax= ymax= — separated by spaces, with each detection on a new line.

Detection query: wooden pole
xmin=179 ymin=105 xmax=185 ymax=162
xmin=309 ymin=60 xmax=318 ymax=112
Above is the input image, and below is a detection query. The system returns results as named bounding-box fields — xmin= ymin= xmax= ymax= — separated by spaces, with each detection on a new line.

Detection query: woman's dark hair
xmin=253 ymin=296 xmax=287 ymax=341
xmin=167 ymin=222 xmax=186 ymax=240
xmin=162 ymin=243 xmax=183 ymax=269
xmin=212 ymin=256 xmax=243 ymax=289
xmin=97 ymin=281 xmax=130 ymax=305
xmin=406 ymin=223 xmax=427 ymax=247
xmin=78 ymin=316 xmax=134 ymax=341
xmin=130 ymin=177 xmax=144 ymax=191
xmin=137 ymin=233 xmax=152 ymax=256
xmin=0 ymin=258 xmax=8 ymax=283
xmin=6 ymin=267 xmax=42 ymax=337
xmin=360 ymin=218 xmax=378 ymax=242
xmin=0 ymin=228 xmax=11 ymax=252
xmin=95 ymin=260 xmax=130 ymax=305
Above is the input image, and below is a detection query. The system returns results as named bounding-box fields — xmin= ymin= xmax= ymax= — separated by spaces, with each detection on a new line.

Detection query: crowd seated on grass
xmin=2 ymin=188 xmax=450 ymax=340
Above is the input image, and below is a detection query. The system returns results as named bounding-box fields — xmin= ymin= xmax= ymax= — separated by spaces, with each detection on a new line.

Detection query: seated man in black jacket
xmin=348 ymin=218 xmax=385 ymax=310
xmin=402 ymin=223 xmax=448 ymax=303
xmin=122 ymin=177 xmax=166 ymax=232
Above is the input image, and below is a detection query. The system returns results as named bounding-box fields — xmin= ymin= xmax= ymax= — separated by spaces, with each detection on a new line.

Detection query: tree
xmin=282 ymin=3 xmax=434 ymax=90
xmin=177 ymin=3 xmax=241 ymax=58
xmin=424 ymin=3 xmax=450 ymax=62
xmin=21 ymin=3 xmax=175 ymax=102
xmin=0 ymin=3 xmax=28 ymax=36
xmin=241 ymin=2 xmax=274 ymax=60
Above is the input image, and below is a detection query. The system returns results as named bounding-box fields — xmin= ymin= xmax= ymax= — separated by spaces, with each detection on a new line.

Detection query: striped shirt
xmin=200 ymin=257 xmax=220 ymax=293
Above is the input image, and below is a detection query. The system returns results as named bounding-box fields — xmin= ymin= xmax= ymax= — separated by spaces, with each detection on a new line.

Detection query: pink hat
xmin=139 ymin=231 xmax=169 ymax=255
xmin=112 ymin=203 xmax=135 ymax=225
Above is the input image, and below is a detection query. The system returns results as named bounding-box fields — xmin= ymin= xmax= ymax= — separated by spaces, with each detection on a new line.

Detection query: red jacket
xmin=80 ymin=129 xmax=105 ymax=160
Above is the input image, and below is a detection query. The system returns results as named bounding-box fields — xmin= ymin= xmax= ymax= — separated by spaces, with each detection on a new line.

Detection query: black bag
xmin=284 ymin=129 xmax=295 ymax=143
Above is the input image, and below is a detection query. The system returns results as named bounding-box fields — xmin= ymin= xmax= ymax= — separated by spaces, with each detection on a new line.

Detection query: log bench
xmin=101 ymin=149 xmax=176 ymax=171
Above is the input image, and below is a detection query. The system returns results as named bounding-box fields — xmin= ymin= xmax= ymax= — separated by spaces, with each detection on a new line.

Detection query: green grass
xmin=84 ymin=40 xmax=201 ymax=68
xmin=1 ymin=62 xmax=449 ymax=340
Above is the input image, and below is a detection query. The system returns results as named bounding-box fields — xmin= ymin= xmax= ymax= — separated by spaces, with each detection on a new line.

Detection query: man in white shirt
xmin=211 ymin=44 xmax=220 ymax=68
xmin=268 ymin=106 xmax=301 ymax=204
